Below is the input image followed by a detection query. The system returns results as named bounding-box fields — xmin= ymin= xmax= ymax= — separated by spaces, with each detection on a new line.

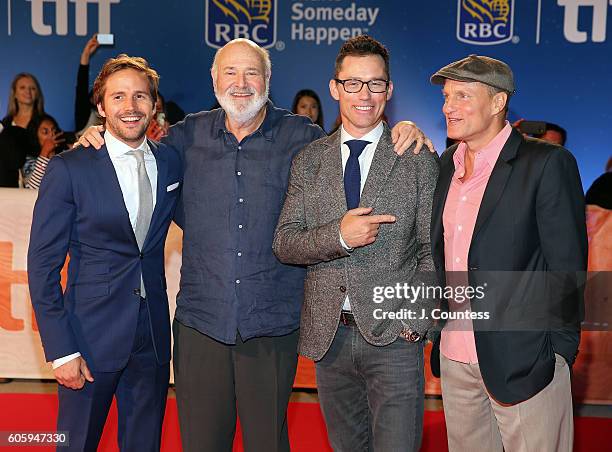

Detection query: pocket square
xmin=166 ymin=182 xmax=180 ymax=192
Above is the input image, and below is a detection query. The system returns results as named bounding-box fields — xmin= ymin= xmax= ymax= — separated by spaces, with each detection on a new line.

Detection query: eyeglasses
xmin=334 ymin=78 xmax=390 ymax=94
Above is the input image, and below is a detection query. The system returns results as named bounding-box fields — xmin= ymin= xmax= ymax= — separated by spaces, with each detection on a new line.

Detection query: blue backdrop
xmin=1 ymin=0 xmax=610 ymax=189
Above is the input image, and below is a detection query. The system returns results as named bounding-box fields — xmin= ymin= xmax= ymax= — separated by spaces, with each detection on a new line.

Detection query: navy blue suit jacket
xmin=28 ymin=141 xmax=182 ymax=372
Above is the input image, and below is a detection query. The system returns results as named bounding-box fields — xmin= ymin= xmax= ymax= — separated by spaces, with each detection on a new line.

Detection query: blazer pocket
xmin=72 ymin=282 xmax=110 ymax=300
xmin=82 ymin=261 xmax=110 ymax=275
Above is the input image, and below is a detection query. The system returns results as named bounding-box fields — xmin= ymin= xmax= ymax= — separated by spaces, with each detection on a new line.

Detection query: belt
xmin=339 ymin=311 xmax=423 ymax=343
xmin=339 ymin=310 xmax=357 ymax=326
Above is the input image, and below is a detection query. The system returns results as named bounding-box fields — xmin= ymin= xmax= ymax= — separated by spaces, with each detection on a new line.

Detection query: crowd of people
xmin=0 ymin=35 xmax=185 ymax=190
xmin=3 ymin=31 xmax=606 ymax=452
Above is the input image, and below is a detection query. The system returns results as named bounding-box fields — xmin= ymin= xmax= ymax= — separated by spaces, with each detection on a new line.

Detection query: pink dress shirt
xmin=441 ymin=122 xmax=512 ymax=363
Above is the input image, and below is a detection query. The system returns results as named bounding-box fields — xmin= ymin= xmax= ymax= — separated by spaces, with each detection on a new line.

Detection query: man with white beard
xmin=79 ymin=39 xmax=432 ymax=452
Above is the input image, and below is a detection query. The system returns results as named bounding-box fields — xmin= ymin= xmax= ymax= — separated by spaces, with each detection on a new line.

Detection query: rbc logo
xmin=457 ymin=0 xmax=514 ymax=45
xmin=205 ymin=0 xmax=277 ymax=49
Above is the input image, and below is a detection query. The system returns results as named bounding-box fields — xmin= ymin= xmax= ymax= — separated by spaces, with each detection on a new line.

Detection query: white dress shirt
xmin=52 ymin=131 xmax=157 ymax=369
xmin=338 ymin=121 xmax=384 ymax=311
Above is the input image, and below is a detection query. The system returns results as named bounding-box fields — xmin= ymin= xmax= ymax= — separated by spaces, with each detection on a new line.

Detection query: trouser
xmin=315 ymin=322 xmax=425 ymax=452
xmin=57 ymin=300 xmax=169 ymax=452
xmin=440 ymin=353 xmax=574 ymax=452
xmin=173 ymin=320 xmax=299 ymax=452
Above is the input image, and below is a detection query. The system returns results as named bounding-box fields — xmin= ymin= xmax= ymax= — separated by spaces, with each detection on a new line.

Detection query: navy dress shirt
xmin=164 ymin=102 xmax=325 ymax=344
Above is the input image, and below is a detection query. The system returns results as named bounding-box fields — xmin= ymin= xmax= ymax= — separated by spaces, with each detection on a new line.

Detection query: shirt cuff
xmin=52 ymin=352 xmax=81 ymax=369
xmin=339 ymin=232 xmax=352 ymax=251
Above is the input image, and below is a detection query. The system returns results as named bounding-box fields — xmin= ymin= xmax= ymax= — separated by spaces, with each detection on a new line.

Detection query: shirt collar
xmin=341 ymin=121 xmax=384 ymax=146
xmin=104 ymin=129 xmax=150 ymax=158
xmin=454 ymin=121 xmax=513 ymax=170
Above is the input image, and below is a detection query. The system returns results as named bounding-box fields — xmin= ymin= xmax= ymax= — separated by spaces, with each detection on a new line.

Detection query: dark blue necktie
xmin=344 ymin=139 xmax=370 ymax=210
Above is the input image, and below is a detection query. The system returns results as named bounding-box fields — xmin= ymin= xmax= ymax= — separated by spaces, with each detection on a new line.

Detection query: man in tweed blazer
xmin=273 ymin=36 xmax=439 ymax=452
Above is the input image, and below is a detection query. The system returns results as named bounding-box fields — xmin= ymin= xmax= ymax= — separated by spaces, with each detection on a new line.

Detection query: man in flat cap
xmin=428 ymin=54 xmax=587 ymax=451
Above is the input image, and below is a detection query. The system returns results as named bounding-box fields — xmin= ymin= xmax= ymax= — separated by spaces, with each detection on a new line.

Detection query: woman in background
xmin=0 ymin=73 xmax=45 ymax=187
xmin=25 ymin=114 xmax=65 ymax=190
xmin=291 ymin=89 xmax=325 ymax=131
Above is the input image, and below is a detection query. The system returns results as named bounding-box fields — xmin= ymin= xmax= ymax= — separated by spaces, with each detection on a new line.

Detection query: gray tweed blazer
xmin=273 ymin=124 xmax=439 ymax=361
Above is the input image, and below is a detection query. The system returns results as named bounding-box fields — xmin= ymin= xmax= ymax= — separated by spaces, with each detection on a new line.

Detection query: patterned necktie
xmin=344 ymin=140 xmax=370 ymax=210
xmin=130 ymin=148 xmax=153 ymax=298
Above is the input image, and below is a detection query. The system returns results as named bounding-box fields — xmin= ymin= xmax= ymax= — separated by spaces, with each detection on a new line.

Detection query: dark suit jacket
xmin=28 ymin=141 xmax=182 ymax=372
xmin=429 ymin=128 xmax=587 ymax=404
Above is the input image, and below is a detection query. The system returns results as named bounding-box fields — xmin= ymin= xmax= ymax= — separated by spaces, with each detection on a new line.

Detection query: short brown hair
xmin=93 ymin=54 xmax=159 ymax=106
xmin=334 ymin=35 xmax=390 ymax=79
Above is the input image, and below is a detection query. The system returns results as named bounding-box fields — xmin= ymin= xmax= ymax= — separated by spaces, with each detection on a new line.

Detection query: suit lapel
xmin=472 ymin=128 xmax=522 ymax=240
xmin=321 ymin=130 xmax=348 ymax=216
xmin=94 ymin=144 xmax=138 ymax=247
xmin=144 ymin=140 xmax=168 ymax=249
xmin=359 ymin=125 xmax=397 ymax=209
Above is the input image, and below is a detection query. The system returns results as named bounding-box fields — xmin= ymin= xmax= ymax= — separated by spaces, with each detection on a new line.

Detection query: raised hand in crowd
xmin=80 ymin=35 xmax=100 ymax=66
xmin=146 ymin=113 xmax=169 ymax=141
xmin=38 ymin=127 xmax=65 ymax=158
xmin=39 ymin=132 xmax=64 ymax=158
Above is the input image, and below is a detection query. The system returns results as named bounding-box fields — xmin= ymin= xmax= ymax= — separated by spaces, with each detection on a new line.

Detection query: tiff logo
xmin=0 ymin=241 xmax=69 ymax=332
xmin=26 ymin=0 xmax=120 ymax=36
xmin=558 ymin=0 xmax=612 ymax=42
xmin=0 ymin=242 xmax=33 ymax=331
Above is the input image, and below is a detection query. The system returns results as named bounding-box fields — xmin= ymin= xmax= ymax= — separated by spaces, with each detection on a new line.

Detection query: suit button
xmin=133 ymin=288 xmax=141 ymax=296
xmin=339 ymin=286 xmax=346 ymax=293
xmin=139 ymin=253 xmax=144 ymax=260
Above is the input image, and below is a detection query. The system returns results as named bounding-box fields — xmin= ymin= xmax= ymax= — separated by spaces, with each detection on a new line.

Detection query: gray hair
xmin=486 ymin=83 xmax=511 ymax=115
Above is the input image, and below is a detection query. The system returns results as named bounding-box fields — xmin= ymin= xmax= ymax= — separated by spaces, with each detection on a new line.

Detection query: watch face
xmin=401 ymin=330 xmax=421 ymax=342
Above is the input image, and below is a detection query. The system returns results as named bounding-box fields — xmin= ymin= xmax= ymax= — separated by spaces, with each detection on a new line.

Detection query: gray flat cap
xmin=430 ymin=54 xmax=515 ymax=94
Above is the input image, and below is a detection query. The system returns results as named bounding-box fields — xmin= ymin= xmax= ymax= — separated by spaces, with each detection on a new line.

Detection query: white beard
xmin=215 ymin=85 xmax=269 ymax=125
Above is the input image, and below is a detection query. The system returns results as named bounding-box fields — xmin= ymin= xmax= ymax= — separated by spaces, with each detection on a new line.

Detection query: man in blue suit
xmin=28 ymin=54 xmax=182 ymax=451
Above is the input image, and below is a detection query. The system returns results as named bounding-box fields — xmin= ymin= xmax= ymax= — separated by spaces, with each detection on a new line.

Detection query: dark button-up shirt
xmin=164 ymin=102 xmax=325 ymax=344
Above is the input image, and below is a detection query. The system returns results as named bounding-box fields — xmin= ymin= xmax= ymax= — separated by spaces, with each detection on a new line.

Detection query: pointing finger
xmin=367 ymin=215 xmax=396 ymax=224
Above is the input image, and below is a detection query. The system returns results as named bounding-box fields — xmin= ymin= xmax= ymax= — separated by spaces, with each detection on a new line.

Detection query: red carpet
xmin=0 ymin=393 xmax=608 ymax=451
